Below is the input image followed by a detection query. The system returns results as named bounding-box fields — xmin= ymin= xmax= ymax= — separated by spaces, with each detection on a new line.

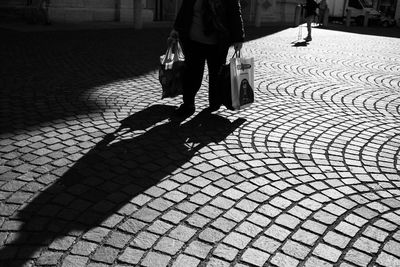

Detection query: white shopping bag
xmin=229 ymin=51 xmax=254 ymax=110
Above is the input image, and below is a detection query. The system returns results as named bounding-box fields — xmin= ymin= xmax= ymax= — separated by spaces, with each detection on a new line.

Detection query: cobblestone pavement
xmin=0 ymin=24 xmax=400 ymax=267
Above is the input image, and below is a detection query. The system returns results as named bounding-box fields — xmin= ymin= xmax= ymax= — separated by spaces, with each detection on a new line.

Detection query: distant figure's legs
xmin=305 ymin=15 xmax=313 ymax=41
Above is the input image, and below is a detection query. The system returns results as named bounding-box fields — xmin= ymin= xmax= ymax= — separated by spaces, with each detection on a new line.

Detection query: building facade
xmin=0 ymin=0 xmax=301 ymax=25
xmin=1 ymin=0 xmax=398 ymax=25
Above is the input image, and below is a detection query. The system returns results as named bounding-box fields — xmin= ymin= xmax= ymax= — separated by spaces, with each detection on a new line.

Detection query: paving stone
xmin=141 ymin=251 xmax=171 ymax=267
xmin=162 ymin=210 xmax=186 ymax=224
xmin=177 ymin=201 xmax=198 ymax=214
xmin=376 ymin=252 xmax=400 ymax=267
xmin=132 ymin=207 xmax=161 ymax=223
xmin=344 ymin=249 xmax=372 ymax=266
xmin=304 ymin=257 xmax=333 ymax=267
xmin=247 ymin=213 xmax=271 ymax=227
xmin=275 ymin=213 xmax=301 ymax=229
xmin=168 ymin=225 xmax=196 ymax=242
xmin=236 ymin=221 xmax=263 ymax=237
xmin=185 ymin=240 xmax=212 ymax=259
xmin=172 ymin=254 xmax=200 ymax=267
xmin=206 ymin=257 xmax=230 ymax=267
xmin=106 ymin=231 xmax=131 ymax=249
xmin=91 ymin=246 xmax=120 ymax=264
xmin=323 ymin=231 xmax=351 ymax=249
xmin=224 ymin=208 xmax=247 ymax=222
xmin=213 ymin=243 xmax=239 ymax=261
xmin=118 ymin=219 xmax=146 ymax=234
xmin=154 ymin=237 xmax=184 ymax=255
xmin=241 ymin=248 xmax=269 ymax=266
xmin=199 ymin=228 xmax=225 ymax=244
xmin=265 ymin=224 xmax=291 ymax=241
xmin=383 ymin=240 xmax=400 ymax=257
xmin=61 ymin=255 xmax=87 ymax=267
xmin=270 ymin=252 xmax=299 ymax=267
xmin=269 ymin=196 xmax=292 ymax=209
xmin=131 ymin=231 xmax=159 ymax=249
xmin=190 ymin=193 xmax=212 ymax=205
xmin=36 ymin=251 xmax=63 ymax=265
xmin=235 ymin=199 xmax=258 ymax=212
xmin=223 ymin=232 xmax=252 ymax=249
xmin=281 ymin=240 xmax=310 ymax=260
xmin=313 ymin=243 xmax=342 ymax=263
xmin=302 ymin=220 xmax=327 ymax=235
xmin=187 ymin=213 xmax=210 ymax=228
xmin=335 ymin=221 xmax=360 ymax=237
xmin=288 ymin=205 xmax=313 ymax=220
xmin=353 ymin=237 xmax=380 ymax=254
xmin=49 ymin=236 xmax=76 ymax=251
xmin=71 ymin=240 xmax=98 ymax=256
xmin=253 ymin=236 xmax=281 ymax=253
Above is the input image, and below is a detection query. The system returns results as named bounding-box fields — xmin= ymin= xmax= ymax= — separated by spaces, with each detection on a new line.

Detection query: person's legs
xmin=305 ymin=16 xmax=313 ymax=41
xmin=206 ymin=45 xmax=229 ymax=111
xmin=40 ymin=0 xmax=51 ymax=25
xmin=176 ymin=40 xmax=206 ymax=116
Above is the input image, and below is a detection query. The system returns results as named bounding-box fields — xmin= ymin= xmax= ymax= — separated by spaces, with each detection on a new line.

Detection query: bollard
xmin=363 ymin=11 xmax=369 ymax=27
xmin=346 ymin=9 xmax=351 ymax=27
xmin=294 ymin=4 xmax=302 ymax=27
xmin=133 ymin=0 xmax=143 ymax=29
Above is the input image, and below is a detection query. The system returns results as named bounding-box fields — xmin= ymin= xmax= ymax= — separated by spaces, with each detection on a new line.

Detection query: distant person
xmin=303 ymin=0 xmax=318 ymax=41
xmin=318 ymin=0 xmax=327 ymax=27
xmin=168 ymin=0 xmax=245 ymax=118
xmin=27 ymin=0 xmax=51 ymax=25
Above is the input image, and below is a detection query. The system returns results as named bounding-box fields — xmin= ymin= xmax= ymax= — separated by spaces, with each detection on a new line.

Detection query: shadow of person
xmin=0 ymin=105 xmax=245 ymax=266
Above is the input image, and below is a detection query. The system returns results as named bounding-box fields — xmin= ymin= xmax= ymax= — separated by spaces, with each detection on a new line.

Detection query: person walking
xmin=318 ymin=0 xmax=327 ymax=27
xmin=304 ymin=0 xmax=318 ymax=41
xmin=168 ymin=0 xmax=245 ymax=118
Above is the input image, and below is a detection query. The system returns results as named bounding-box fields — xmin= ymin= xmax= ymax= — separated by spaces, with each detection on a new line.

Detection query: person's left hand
xmin=234 ymin=42 xmax=243 ymax=51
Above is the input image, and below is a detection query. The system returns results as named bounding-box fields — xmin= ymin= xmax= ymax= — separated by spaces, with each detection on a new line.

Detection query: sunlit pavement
xmin=0 ymin=23 xmax=400 ymax=267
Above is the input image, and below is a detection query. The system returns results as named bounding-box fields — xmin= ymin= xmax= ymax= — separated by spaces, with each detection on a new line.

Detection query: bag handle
xmin=162 ymin=44 xmax=174 ymax=64
xmin=232 ymin=49 xmax=241 ymax=59
xmin=173 ymin=41 xmax=184 ymax=62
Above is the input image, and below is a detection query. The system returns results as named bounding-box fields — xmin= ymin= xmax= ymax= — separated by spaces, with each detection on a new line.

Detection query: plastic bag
xmin=218 ymin=51 xmax=254 ymax=110
xmin=230 ymin=52 xmax=254 ymax=110
xmin=159 ymin=41 xmax=185 ymax=99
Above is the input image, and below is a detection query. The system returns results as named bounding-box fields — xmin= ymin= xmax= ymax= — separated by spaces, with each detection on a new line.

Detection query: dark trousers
xmin=181 ymin=40 xmax=229 ymax=107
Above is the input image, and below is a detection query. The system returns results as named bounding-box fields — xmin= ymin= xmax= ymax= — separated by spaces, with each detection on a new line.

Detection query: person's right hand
xmin=167 ymin=29 xmax=179 ymax=46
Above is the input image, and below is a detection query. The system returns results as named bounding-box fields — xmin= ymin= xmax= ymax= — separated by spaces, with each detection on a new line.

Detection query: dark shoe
xmin=173 ymin=104 xmax=195 ymax=118
xmin=206 ymin=104 xmax=221 ymax=113
xmin=304 ymin=36 xmax=312 ymax=42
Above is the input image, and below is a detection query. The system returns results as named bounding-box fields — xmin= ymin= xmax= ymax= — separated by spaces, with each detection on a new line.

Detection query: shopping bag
xmin=230 ymin=51 xmax=254 ymax=110
xmin=159 ymin=41 xmax=185 ymax=99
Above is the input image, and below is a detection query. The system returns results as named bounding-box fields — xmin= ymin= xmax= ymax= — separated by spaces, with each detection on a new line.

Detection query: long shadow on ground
xmin=0 ymin=104 xmax=245 ymax=265
xmin=0 ymin=25 xmax=287 ymax=134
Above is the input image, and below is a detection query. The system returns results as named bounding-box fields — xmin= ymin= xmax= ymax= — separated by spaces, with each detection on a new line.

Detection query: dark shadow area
xmin=320 ymin=23 xmax=400 ymax=39
xmin=291 ymin=40 xmax=310 ymax=47
xmin=0 ymin=104 xmax=245 ymax=265
xmin=0 ymin=25 xmax=287 ymax=134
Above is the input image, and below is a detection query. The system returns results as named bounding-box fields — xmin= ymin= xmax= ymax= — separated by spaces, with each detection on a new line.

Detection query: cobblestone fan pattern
xmin=0 ymin=26 xmax=400 ymax=267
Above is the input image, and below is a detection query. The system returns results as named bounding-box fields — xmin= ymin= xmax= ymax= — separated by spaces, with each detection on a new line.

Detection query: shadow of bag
xmin=159 ymin=41 xmax=186 ymax=99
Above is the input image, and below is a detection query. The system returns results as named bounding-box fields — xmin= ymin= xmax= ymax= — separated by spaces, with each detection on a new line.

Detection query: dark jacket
xmin=304 ymin=0 xmax=318 ymax=18
xmin=174 ymin=0 xmax=245 ymax=49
